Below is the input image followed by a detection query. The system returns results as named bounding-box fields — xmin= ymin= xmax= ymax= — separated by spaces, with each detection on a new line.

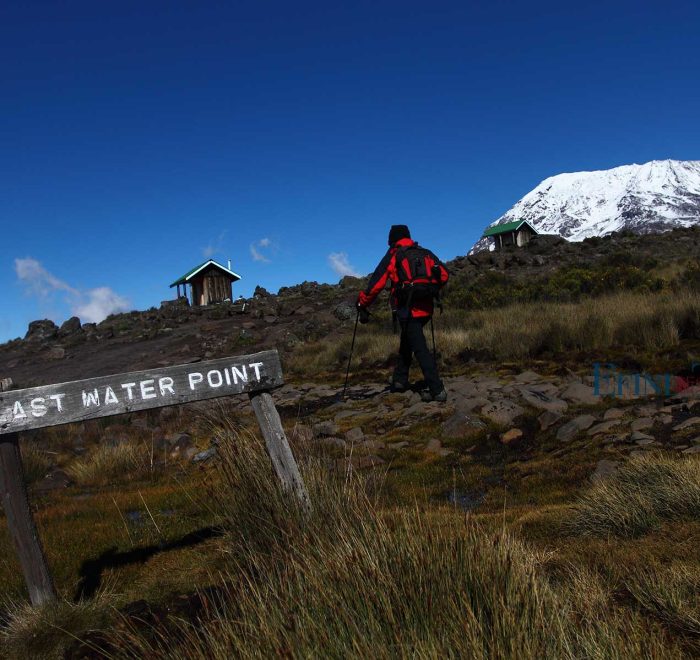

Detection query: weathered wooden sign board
xmin=0 ymin=349 xmax=309 ymax=606
xmin=0 ymin=350 xmax=284 ymax=434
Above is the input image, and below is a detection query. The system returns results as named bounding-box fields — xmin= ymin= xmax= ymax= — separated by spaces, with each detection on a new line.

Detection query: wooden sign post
xmin=0 ymin=349 xmax=309 ymax=605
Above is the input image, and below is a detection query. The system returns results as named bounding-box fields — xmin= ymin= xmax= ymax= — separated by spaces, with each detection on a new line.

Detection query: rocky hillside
xmin=2 ymin=226 xmax=700 ymax=388
xmin=471 ymin=159 xmax=700 ymax=253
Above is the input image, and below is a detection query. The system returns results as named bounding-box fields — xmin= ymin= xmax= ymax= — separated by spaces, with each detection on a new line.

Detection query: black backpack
xmin=394 ymin=244 xmax=444 ymax=308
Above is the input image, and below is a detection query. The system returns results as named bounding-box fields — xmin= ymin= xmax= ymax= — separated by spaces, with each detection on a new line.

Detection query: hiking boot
xmin=420 ymin=389 xmax=448 ymax=403
xmin=390 ymin=379 xmax=409 ymax=393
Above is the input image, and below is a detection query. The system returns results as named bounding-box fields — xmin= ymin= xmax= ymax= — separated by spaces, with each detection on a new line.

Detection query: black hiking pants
xmin=393 ymin=317 xmax=443 ymax=394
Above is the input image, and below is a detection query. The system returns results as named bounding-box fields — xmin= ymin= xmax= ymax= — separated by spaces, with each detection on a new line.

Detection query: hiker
xmin=357 ymin=225 xmax=449 ymax=402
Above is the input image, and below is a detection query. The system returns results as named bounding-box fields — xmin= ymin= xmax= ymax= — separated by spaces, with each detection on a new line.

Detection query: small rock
xmin=345 ymin=427 xmax=364 ymax=443
xmin=168 ymin=432 xmax=193 ymax=455
xmin=452 ymin=396 xmax=490 ymax=414
xmin=333 ymin=302 xmax=357 ymax=322
xmin=47 ymin=346 xmax=66 ymax=359
xmin=357 ymin=455 xmax=385 ymax=469
xmin=362 ymin=439 xmax=386 ymax=450
xmin=500 ymin=428 xmax=523 ymax=445
xmin=630 ymin=417 xmax=653 ymax=432
xmin=630 ymin=431 xmax=655 ymax=442
xmin=603 ymin=408 xmax=625 ymax=420
xmin=192 ymin=447 xmax=217 ymax=462
xmin=587 ymin=421 xmax=618 ymax=436
xmin=312 ymin=421 xmax=339 ymax=437
xmin=556 ymin=414 xmax=597 ymax=442
xmin=538 ymin=410 xmax=563 ymax=431
xmin=519 ymin=388 xmax=568 ymax=413
xmin=320 ymin=437 xmax=347 ymax=449
xmin=682 ymin=445 xmax=700 ymax=454
xmin=425 ymin=438 xmax=444 ymax=453
xmin=591 ymin=460 xmax=619 ymax=482
xmin=480 ymin=400 xmax=524 ymax=426
xmin=513 ymin=370 xmax=542 ymax=383
xmin=561 ymin=382 xmax=598 ymax=405
xmin=388 ymin=441 xmax=409 ymax=450
xmin=635 ymin=438 xmax=657 ymax=447
xmin=442 ymin=412 xmax=486 ymax=439
xmin=672 ymin=417 xmax=700 ymax=431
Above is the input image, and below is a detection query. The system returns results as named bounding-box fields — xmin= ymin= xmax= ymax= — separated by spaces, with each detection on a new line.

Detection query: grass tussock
xmin=627 ymin=564 xmax=700 ymax=645
xmin=18 ymin=442 xmax=54 ymax=483
xmin=66 ymin=441 xmax=154 ymax=487
xmin=112 ymin=423 xmax=680 ymax=658
xmin=567 ymin=453 xmax=700 ymax=538
xmin=0 ymin=593 xmax=116 ymax=660
xmin=288 ymin=289 xmax=700 ymax=376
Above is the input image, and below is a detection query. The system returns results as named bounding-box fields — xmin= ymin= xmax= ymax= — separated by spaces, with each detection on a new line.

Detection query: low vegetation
xmin=110 ymin=429 xmax=692 ymax=658
xmin=568 ymin=452 xmax=700 ymax=537
xmin=288 ymin=289 xmax=700 ymax=377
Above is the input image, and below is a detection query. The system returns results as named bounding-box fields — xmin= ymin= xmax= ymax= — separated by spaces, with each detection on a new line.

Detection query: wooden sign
xmin=0 ymin=349 xmax=283 ymax=435
xmin=0 ymin=348 xmax=310 ymax=607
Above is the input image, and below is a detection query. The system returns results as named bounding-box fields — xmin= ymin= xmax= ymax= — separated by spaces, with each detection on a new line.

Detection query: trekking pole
xmin=430 ymin=316 xmax=437 ymax=363
xmin=342 ymin=308 xmax=360 ymax=399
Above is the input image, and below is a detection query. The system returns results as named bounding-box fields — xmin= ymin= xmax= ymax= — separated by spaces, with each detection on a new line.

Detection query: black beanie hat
xmin=388 ymin=224 xmax=411 ymax=245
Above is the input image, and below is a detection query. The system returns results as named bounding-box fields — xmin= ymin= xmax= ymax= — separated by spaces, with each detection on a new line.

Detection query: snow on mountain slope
xmin=471 ymin=160 xmax=700 ymax=253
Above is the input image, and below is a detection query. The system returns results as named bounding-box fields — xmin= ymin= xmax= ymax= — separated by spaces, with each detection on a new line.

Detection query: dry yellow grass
xmin=288 ymin=289 xmax=700 ymax=376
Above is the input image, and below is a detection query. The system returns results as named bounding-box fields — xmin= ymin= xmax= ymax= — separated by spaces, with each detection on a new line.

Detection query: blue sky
xmin=1 ymin=0 xmax=699 ymax=341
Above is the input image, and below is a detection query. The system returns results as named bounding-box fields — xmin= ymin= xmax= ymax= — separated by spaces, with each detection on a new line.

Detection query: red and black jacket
xmin=358 ymin=238 xmax=449 ymax=318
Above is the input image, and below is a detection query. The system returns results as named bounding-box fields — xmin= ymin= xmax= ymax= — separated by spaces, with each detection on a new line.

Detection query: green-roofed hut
xmin=482 ymin=220 xmax=538 ymax=250
xmin=170 ymin=259 xmax=241 ymax=306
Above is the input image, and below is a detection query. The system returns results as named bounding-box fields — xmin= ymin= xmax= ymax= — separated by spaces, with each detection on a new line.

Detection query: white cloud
xmin=328 ymin=252 xmax=361 ymax=277
xmin=14 ymin=257 xmax=78 ymax=298
xmin=73 ymin=287 xmax=131 ymax=324
xmin=201 ymin=230 xmax=227 ymax=258
xmin=14 ymin=257 xmax=131 ymax=324
xmin=250 ymin=237 xmax=273 ymax=263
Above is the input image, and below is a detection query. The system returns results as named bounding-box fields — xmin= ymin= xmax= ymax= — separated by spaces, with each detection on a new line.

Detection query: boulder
xmin=25 ymin=319 xmax=58 ymax=342
xmin=333 ymin=302 xmax=357 ymax=322
xmin=58 ymin=316 xmax=82 ymax=336
xmin=556 ymin=414 xmax=597 ymax=442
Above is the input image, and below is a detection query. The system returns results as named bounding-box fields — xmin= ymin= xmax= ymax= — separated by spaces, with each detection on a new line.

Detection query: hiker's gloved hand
xmin=357 ymin=291 xmax=370 ymax=308
xmin=359 ymin=307 xmax=370 ymax=324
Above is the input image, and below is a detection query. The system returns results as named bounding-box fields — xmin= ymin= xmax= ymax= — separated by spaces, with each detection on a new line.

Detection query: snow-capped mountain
xmin=471 ymin=160 xmax=700 ymax=253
